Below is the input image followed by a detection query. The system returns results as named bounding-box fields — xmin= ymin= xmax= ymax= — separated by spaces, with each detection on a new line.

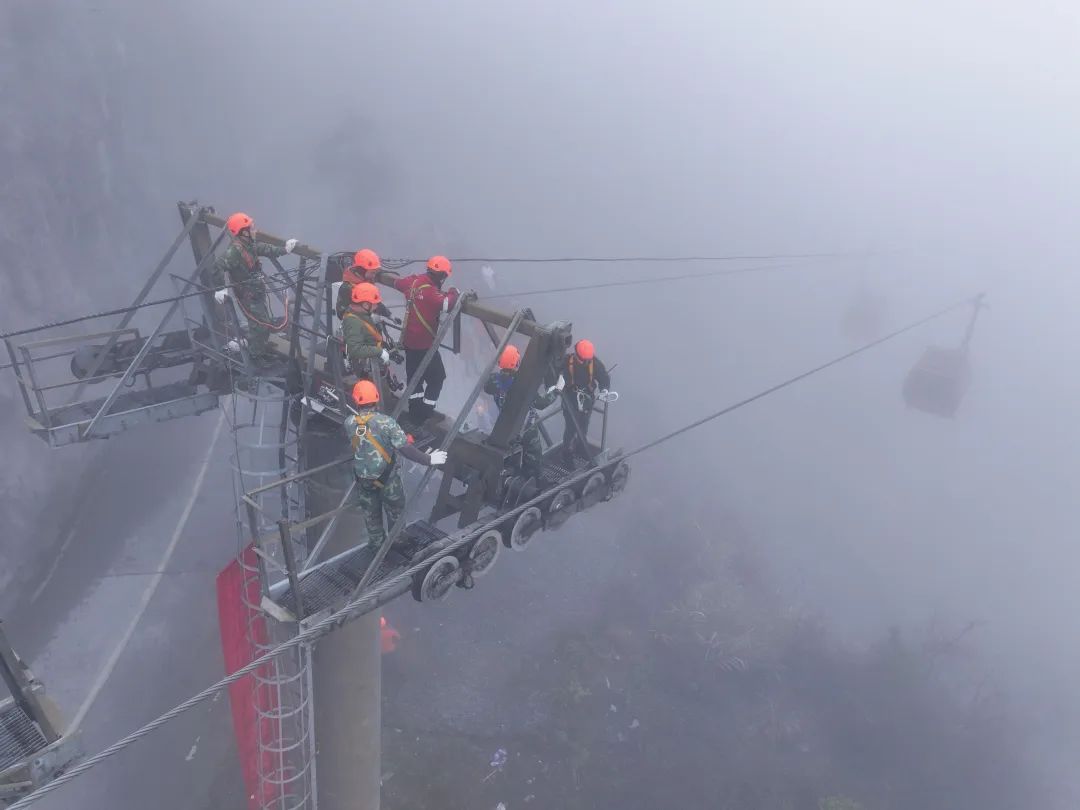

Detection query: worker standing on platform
xmin=342 ymin=283 xmax=391 ymax=378
xmin=484 ymin=346 xmax=564 ymax=478
xmin=336 ymin=249 xmax=392 ymax=320
xmin=345 ymin=380 xmax=447 ymax=548
xmin=393 ymin=256 xmax=461 ymax=421
xmin=559 ymin=339 xmax=612 ymax=464
xmin=212 ymin=212 xmax=299 ymax=365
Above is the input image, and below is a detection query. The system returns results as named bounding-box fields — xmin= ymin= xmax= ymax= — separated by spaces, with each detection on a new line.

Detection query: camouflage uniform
xmin=212 ymin=235 xmax=286 ymax=357
xmin=344 ymin=408 xmax=410 ymax=548
xmin=483 ymin=369 xmax=558 ymax=477
xmin=341 ymin=309 xmax=384 ymax=378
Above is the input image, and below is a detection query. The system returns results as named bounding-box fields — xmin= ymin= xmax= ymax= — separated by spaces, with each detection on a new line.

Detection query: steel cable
xmin=6 ymin=291 xmax=979 ymax=810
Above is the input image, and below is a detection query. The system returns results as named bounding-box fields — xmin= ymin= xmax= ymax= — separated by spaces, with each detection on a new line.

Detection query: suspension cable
xmin=382 ymin=260 xmax=811 ymax=309
xmin=0 ymin=266 xmax=315 ymax=342
xmin=383 ymin=250 xmax=862 ymax=270
xmin=4 ymin=292 xmax=979 ymax=810
xmin=0 ymin=252 xmax=844 ymax=341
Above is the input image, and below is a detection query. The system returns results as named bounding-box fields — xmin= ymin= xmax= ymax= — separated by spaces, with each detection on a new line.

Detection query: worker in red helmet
xmin=484 ymin=345 xmax=565 ymax=478
xmin=212 ymin=212 xmax=300 ymax=366
xmin=345 ymin=380 xmax=447 ymax=549
xmin=558 ymin=339 xmax=612 ymax=465
xmin=342 ymin=283 xmax=391 ymax=378
xmin=392 ymin=255 xmax=463 ymax=421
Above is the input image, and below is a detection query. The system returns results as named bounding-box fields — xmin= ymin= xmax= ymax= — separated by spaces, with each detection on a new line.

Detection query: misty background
xmin=3 ymin=0 xmax=1080 ymax=806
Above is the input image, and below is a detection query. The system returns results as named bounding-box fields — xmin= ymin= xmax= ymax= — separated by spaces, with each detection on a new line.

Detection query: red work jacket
xmin=392 ymin=274 xmax=459 ymax=350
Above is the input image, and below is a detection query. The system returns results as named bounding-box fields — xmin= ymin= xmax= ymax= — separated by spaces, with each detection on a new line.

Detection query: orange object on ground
xmin=380 ymin=616 xmax=401 ymax=653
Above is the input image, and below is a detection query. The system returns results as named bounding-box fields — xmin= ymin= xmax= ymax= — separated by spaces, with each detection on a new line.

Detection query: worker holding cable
xmin=345 ymin=380 xmax=447 ymax=549
xmin=211 ymin=211 xmax=299 ymax=367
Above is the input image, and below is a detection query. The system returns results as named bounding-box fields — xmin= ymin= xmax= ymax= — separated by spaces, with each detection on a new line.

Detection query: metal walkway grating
xmin=282 ymin=521 xmax=449 ymax=616
xmin=0 ymin=700 xmax=48 ymax=772
xmin=48 ymin=381 xmax=207 ymax=425
xmin=538 ymin=455 xmax=589 ymax=486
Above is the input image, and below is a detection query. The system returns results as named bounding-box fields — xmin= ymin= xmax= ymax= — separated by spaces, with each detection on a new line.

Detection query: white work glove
xmin=284 ymin=238 xmax=298 ymax=254
xmin=214 ymin=288 xmax=230 ymax=304
xmin=546 ymin=374 xmax=565 ymax=395
xmin=597 ymin=389 xmax=620 ymax=403
xmin=380 ymin=348 xmax=390 ymax=364
xmin=225 ymin=339 xmax=242 ymax=353
xmin=442 ymin=296 xmax=450 ymax=314
xmin=428 ymin=449 xmax=448 ymax=466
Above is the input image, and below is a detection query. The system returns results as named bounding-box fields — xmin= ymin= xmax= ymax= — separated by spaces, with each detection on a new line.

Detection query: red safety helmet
xmin=352 ymin=249 xmax=381 ymax=272
xmin=426 ymin=255 xmax=452 ymax=275
xmin=226 ymin=212 xmax=254 ymax=236
xmin=575 ymin=339 xmax=595 ymax=360
xmin=351 ymin=282 xmax=382 ymax=306
xmin=498 ymin=345 xmax=521 ymax=370
xmin=352 ymin=379 xmax=380 ymax=406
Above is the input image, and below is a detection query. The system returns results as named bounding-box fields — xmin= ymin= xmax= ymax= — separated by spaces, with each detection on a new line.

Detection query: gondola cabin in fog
xmin=901 ymin=295 xmax=985 ymax=418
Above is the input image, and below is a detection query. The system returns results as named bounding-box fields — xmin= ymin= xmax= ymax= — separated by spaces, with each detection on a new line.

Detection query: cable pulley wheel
xmin=464 ymin=530 xmax=502 ymax=578
xmin=505 ymin=506 xmax=543 ymax=550
xmin=580 ymin=472 xmax=609 ymax=509
xmin=413 ymin=555 xmax=461 ymax=602
xmin=544 ymin=487 xmax=577 ymax=530
xmin=608 ymin=461 xmax=630 ymax=498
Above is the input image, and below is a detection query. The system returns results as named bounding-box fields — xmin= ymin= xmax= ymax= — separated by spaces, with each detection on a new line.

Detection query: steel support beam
xmin=351 ymin=310 xmax=525 ymax=598
xmin=65 ymin=209 xmax=202 ymax=406
xmin=304 ymin=433 xmax=381 ymax=810
xmin=488 ymin=322 xmax=571 ymax=448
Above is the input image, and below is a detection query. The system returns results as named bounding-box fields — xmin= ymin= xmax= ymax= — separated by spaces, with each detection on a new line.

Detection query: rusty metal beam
xmin=198 ymin=209 xmax=322 ymax=261
xmin=200 ymin=208 xmax=549 ymax=346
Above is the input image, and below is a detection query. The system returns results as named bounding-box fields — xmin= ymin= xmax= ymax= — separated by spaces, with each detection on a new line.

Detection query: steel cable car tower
xmin=1 ymin=202 xmax=629 ymax=809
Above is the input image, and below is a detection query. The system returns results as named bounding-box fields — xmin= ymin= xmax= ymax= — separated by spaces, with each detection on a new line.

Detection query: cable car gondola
xmin=902 ymin=294 xmax=985 ymax=418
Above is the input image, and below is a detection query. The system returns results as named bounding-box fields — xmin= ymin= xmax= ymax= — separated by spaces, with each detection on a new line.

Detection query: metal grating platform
xmin=0 ymin=700 xmax=47 ymax=773
xmin=34 ymin=382 xmax=221 ymax=446
xmin=48 ymin=381 xmax=207 ymax=425
xmin=538 ymin=455 xmax=590 ymax=486
xmin=281 ymin=521 xmax=449 ymax=616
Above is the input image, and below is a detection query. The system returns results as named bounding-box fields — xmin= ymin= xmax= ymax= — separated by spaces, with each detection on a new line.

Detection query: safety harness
xmin=351 ymin=412 xmax=396 ymax=488
xmin=343 ymin=311 xmax=384 ymax=348
xmin=403 ymin=281 xmax=438 ymax=339
xmin=566 ymin=354 xmax=598 ymax=410
xmin=566 ymin=354 xmax=595 ymax=389
xmin=227 ymin=239 xmax=290 ymax=332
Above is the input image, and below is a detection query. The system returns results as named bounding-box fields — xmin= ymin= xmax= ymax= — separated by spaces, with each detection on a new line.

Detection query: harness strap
xmin=404 ymin=282 xmax=438 ymax=338
xmin=237 ymin=240 xmax=259 ymax=271
xmin=344 ymin=312 xmax=384 ymax=347
xmin=567 ymin=355 xmax=595 ymax=389
xmin=351 ymin=412 xmax=393 ymax=466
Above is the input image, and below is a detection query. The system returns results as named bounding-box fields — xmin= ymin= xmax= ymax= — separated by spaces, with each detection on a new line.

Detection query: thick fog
xmin=4 ymin=0 xmax=1080 ymax=806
